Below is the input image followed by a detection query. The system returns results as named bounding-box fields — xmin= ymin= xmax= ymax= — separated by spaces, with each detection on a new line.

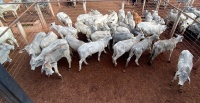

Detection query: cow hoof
xmin=58 ymin=76 xmax=62 ymax=79
xmin=168 ymin=61 xmax=171 ymax=63
xmin=148 ymin=61 xmax=152 ymax=65
xmin=169 ymin=82 xmax=172 ymax=86
xmin=178 ymin=89 xmax=183 ymax=93
xmin=122 ymin=69 xmax=126 ymax=73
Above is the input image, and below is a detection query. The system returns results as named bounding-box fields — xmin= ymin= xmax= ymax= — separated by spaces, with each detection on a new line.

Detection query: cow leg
xmin=98 ymin=51 xmax=103 ymax=61
xmin=64 ymin=51 xmax=72 ymax=69
xmin=178 ymin=85 xmax=183 ymax=93
xmin=126 ymin=51 xmax=134 ymax=67
xmin=79 ymin=58 xmax=85 ymax=72
xmin=170 ymin=71 xmax=178 ymax=86
xmin=7 ymin=56 xmax=12 ymax=62
xmin=112 ymin=50 xmax=116 ymax=63
xmin=11 ymin=38 xmax=19 ymax=47
xmin=103 ymin=49 xmax=107 ymax=54
xmin=113 ymin=52 xmax=123 ymax=67
xmin=84 ymin=59 xmax=88 ymax=65
xmin=52 ymin=62 xmax=62 ymax=77
xmin=168 ymin=49 xmax=173 ymax=63
xmin=135 ymin=52 xmax=142 ymax=66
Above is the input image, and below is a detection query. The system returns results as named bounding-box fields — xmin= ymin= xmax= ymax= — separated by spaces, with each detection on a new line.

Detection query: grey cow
xmin=149 ymin=34 xmax=183 ymax=65
xmin=170 ymin=50 xmax=193 ymax=93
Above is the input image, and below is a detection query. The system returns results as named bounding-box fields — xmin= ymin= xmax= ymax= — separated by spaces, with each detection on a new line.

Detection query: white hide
xmin=150 ymin=35 xmax=184 ymax=64
xmin=0 ymin=43 xmax=14 ymax=64
xmin=0 ymin=27 xmax=19 ymax=47
xmin=78 ymin=35 xmax=112 ymax=71
xmin=112 ymin=34 xmax=145 ymax=67
xmin=56 ymin=12 xmax=72 ymax=27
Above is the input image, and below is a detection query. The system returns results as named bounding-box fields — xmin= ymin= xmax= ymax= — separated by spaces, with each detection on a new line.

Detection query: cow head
xmin=0 ymin=43 xmax=14 ymax=51
xmin=158 ymin=25 xmax=167 ymax=35
xmin=179 ymin=21 xmax=189 ymax=34
xmin=175 ymin=34 xmax=184 ymax=42
xmin=42 ymin=63 xmax=54 ymax=76
xmin=49 ymin=22 xmax=56 ymax=30
xmin=178 ymin=70 xmax=190 ymax=86
xmin=30 ymin=57 xmax=43 ymax=70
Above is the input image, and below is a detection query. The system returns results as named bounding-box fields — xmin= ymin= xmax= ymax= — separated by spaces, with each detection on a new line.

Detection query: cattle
xmin=112 ymin=34 xmax=145 ymax=67
xmin=136 ymin=22 xmax=167 ymax=36
xmin=50 ymin=22 xmax=78 ymax=39
xmin=23 ymin=32 xmax=46 ymax=57
xmin=126 ymin=34 xmax=160 ymax=67
xmin=170 ymin=50 xmax=193 ymax=93
xmin=78 ymin=35 xmax=112 ymax=71
xmin=41 ymin=43 xmax=71 ymax=78
xmin=0 ymin=27 xmax=19 ymax=47
xmin=30 ymin=39 xmax=68 ymax=70
xmin=56 ymin=12 xmax=72 ymax=27
xmin=0 ymin=43 xmax=14 ymax=64
xmin=149 ymin=35 xmax=184 ymax=65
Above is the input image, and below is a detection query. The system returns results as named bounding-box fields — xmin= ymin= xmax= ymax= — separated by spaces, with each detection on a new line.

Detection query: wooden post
xmin=194 ymin=58 xmax=200 ymax=70
xmin=48 ymin=2 xmax=55 ymax=17
xmin=57 ymin=0 xmax=60 ymax=6
xmin=142 ymin=0 xmax=146 ymax=13
xmin=121 ymin=0 xmax=124 ymax=10
xmin=83 ymin=0 xmax=87 ymax=14
xmin=170 ymin=11 xmax=181 ymax=38
xmin=35 ymin=3 xmax=48 ymax=30
xmin=16 ymin=21 xmax=28 ymax=44
xmin=0 ymin=20 xmax=3 ymax=27
xmin=156 ymin=0 xmax=161 ymax=11
xmin=190 ymin=0 xmax=195 ymax=6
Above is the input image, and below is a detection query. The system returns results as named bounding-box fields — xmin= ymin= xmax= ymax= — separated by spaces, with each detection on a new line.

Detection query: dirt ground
xmin=1 ymin=0 xmax=200 ymax=103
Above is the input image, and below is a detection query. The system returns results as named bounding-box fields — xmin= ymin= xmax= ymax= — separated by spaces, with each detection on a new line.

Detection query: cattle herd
xmin=0 ymin=1 xmax=199 ymax=93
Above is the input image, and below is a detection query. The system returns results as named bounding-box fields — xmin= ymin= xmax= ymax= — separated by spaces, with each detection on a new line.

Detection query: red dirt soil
xmin=1 ymin=1 xmax=200 ymax=103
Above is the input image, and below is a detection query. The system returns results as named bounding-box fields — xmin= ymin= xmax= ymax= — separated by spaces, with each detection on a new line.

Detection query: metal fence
xmin=0 ymin=0 xmax=200 ymax=101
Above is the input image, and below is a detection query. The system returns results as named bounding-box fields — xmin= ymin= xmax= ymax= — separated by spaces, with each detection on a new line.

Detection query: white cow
xmin=65 ymin=34 xmax=85 ymax=51
xmin=23 ymin=32 xmax=46 ymax=57
xmin=50 ymin=22 xmax=78 ymax=39
xmin=0 ymin=2 xmax=20 ymax=21
xmin=0 ymin=43 xmax=14 ymax=64
xmin=179 ymin=13 xmax=197 ymax=34
xmin=78 ymin=35 xmax=112 ymax=71
xmin=30 ymin=39 xmax=68 ymax=70
xmin=126 ymin=34 xmax=160 ymax=67
xmin=149 ymin=35 xmax=184 ymax=65
xmin=56 ymin=12 xmax=72 ymax=27
xmin=41 ymin=43 xmax=71 ymax=78
xmin=40 ymin=31 xmax=58 ymax=49
xmin=112 ymin=34 xmax=145 ymax=67
xmin=0 ymin=27 xmax=19 ymax=47
xmin=170 ymin=50 xmax=193 ymax=93
xmin=136 ymin=22 xmax=167 ymax=36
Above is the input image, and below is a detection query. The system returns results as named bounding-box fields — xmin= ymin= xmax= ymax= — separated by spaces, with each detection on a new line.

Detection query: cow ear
xmin=188 ymin=77 xmax=191 ymax=84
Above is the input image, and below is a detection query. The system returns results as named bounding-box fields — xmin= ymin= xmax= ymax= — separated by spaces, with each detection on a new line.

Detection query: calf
xmin=40 ymin=31 xmax=58 ymax=49
xmin=170 ymin=50 xmax=193 ymax=93
xmin=136 ymin=22 xmax=167 ymax=36
xmin=112 ymin=34 xmax=145 ymax=67
xmin=41 ymin=43 xmax=71 ymax=78
xmin=78 ymin=35 xmax=112 ymax=71
xmin=0 ymin=43 xmax=14 ymax=64
xmin=149 ymin=35 xmax=184 ymax=65
xmin=30 ymin=39 xmax=68 ymax=70
xmin=24 ymin=32 xmax=46 ymax=57
xmin=56 ymin=12 xmax=72 ymax=27
xmin=126 ymin=34 xmax=159 ymax=67
xmin=0 ymin=27 xmax=19 ymax=47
